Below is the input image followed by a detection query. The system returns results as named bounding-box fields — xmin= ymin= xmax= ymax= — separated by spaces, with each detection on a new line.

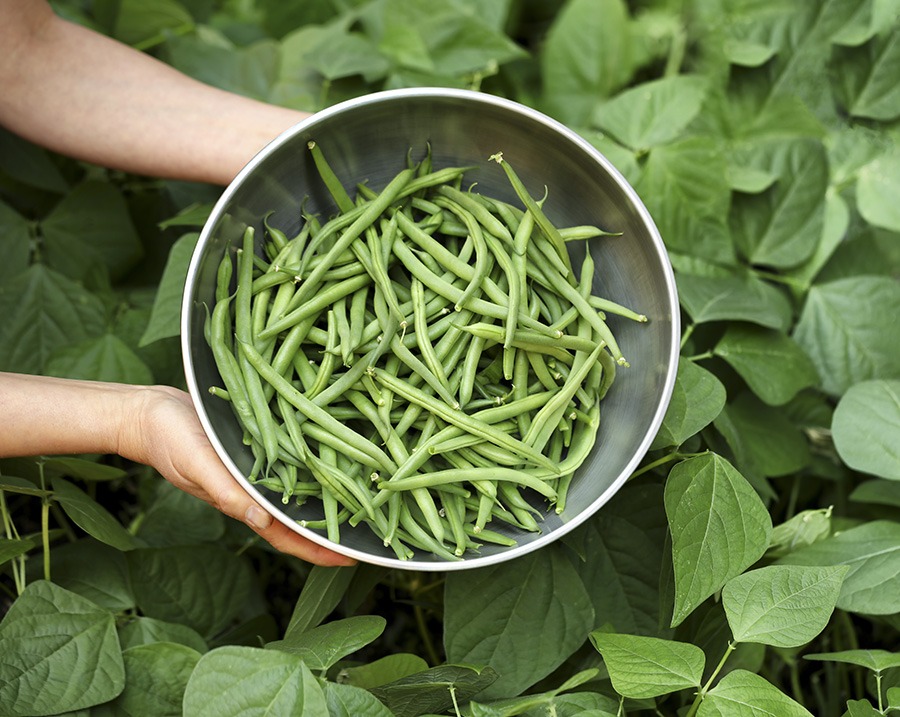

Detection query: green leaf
xmin=832 ymin=0 xmax=900 ymax=46
xmin=444 ymin=546 xmax=595 ymax=699
xmin=41 ymin=180 xmax=143 ymax=282
xmin=52 ymin=477 xmax=139 ymax=551
xmin=339 ymin=653 xmax=430 ymax=690
xmin=98 ymin=642 xmax=201 ymax=717
xmin=183 ymin=645 xmax=328 ymax=716
xmin=722 ymin=565 xmax=847 ymax=647
xmin=777 ymin=520 xmax=900 ymax=614
xmin=593 ymin=75 xmax=709 ymax=152
xmin=697 ymin=669 xmax=813 ymax=716
xmin=856 ymin=149 xmax=900 ymax=232
xmin=767 ymin=508 xmax=833 ymax=559
xmin=135 ymin=480 xmax=226 ymax=547
xmin=833 ymin=379 xmax=900 ymax=480
xmin=0 ymin=128 xmax=70 ymax=193
xmin=0 ymin=200 xmax=31 ymax=284
xmin=323 ymin=681 xmax=394 ymax=717
xmin=50 ymin=539 xmax=136 ymax=612
xmin=286 ymin=564 xmax=358 ymax=636
xmin=589 ymin=632 xmax=705 ymax=699
xmin=0 ymin=537 xmax=35 ymax=566
xmin=118 ymin=616 xmax=208 ymax=653
xmin=43 ymin=456 xmax=127 ymax=482
xmin=729 ymin=138 xmax=828 ymax=268
xmin=267 ymin=615 xmax=386 ymax=671
xmin=45 ymin=333 xmax=154 ymax=384
xmin=714 ymin=325 xmax=819 ymax=406
xmin=128 ymin=545 xmax=257 ymax=638
xmin=572 ymin=482 xmax=669 ymax=636
xmin=785 ymin=189 xmax=851 ymax=288
xmin=0 ymin=581 xmax=125 ymax=716
xmin=157 ymin=202 xmax=213 ymax=229
xmin=794 ymin=276 xmax=900 ymax=396
xmin=637 ymin=136 xmax=734 ymax=265
xmin=720 ymin=393 xmax=811 ymax=478
xmin=850 ymin=479 xmax=900 ymax=508
xmin=842 ymin=699 xmax=884 ymax=716
xmin=805 ymin=649 xmax=900 ymax=672
xmin=369 ymin=664 xmax=498 ymax=717
xmin=140 ymin=232 xmax=198 ymax=346
xmin=652 ymin=359 xmax=726 ymax=449
xmin=677 ymin=269 xmax=792 ymax=331
xmin=0 ymin=264 xmax=107 ymax=373
xmin=665 ymin=453 xmax=773 ymax=627
xmin=114 ymin=0 xmax=194 ymax=46
xmin=724 ymin=38 xmax=778 ymax=67
xmin=541 ymin=0 xmax=634 ymax=125
xmin=832 ymin=29 xmax=900 ymax=120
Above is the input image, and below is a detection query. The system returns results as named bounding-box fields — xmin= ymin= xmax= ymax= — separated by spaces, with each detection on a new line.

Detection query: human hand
xmin=117 ymin=385 xmax=356 ymax=567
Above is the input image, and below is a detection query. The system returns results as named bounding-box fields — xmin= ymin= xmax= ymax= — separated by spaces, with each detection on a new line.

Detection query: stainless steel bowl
xmin=182 ymin=87 xmax=679 ymax=570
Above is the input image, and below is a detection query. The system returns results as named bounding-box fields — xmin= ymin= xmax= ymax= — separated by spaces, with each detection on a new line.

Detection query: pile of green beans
xmin=206 ymin=143 xmax=647 ymax=560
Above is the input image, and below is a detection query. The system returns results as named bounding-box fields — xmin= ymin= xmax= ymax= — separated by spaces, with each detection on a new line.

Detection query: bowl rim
xmin=181 ymin=86 xmax=680 ymax=571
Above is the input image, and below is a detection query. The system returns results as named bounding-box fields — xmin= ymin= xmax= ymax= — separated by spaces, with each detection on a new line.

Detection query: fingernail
xmin=245 ymin=504 xmax=273 ymax=531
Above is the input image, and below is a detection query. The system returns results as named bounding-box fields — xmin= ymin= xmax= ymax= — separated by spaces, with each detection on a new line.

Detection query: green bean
xmin=308 ymin=141 xmax=354 ymax=212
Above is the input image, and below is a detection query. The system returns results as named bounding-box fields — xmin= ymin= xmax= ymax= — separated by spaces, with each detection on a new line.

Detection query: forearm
xmin=0 ymin=4 xmax=309 ymax=185
xmin=0 ymin=372 xmax=138 ymax=458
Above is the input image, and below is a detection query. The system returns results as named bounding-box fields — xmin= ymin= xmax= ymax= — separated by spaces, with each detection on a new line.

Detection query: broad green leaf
xmin=541 ymin=0 xmax=634 ymax=125
xmin=720 ymin=393 xmax=811 ymax=478
xmin=729 ymin=138 xmax=828 ymax=268
xmin=0 ymin=128 xmax=69 ymax=193
xmin=572 ymin=482 xmax=669 ymax=636
xmin=890 ymin=686 xmax=900 ymax=710
xmin=724 ymin=37 xmax=778 ymax=66
xmin=118 ymin=616 xmax=208 ymax=653
xmin=805 ymin=649 xmax=900 ymax=672
xmin=135 ymin=480 xmax=226 ymax=547
xmin=323 ymin=681 xmax=394 ymax=717
xmin=697 ymin=669 xmax=813 ymax=716
xmin=777 ymin=520 xmax=900 ymax=614
xmin=767 ymin=508 xmax=833 ymax=559
xmin=157 ymin=202 xmax=213 ymax=229
xmin=652 ymin=359 xmax=726 ymax=449
xmin=45 ymin=333 xmax=154 ymax=385
xmin=140 ymin=232 xmax=198 ymax=346
xmin=842 ymin=699 xmax=884 ymax=716
xmin=590 ymin=632 xmax=705 ymax=699
xmin=96 ymin=642 xmax=201 ymax=717
xmin=166 ymin=36 xmax=281 ymax=101
xmin=856 ymin=150 xmax=900 ymax=232
xmin=41 ymin=180 xmax=142 ymax=282
xmin=832 ymin=0 xmax=900 ymax=46
xmin=786 ymin=189 xmax=851 ymax=288
xmin=43 ymin=456 xmax=127 ymax=482
xmin=593 ymin=75 xmax=709 ymax=152
xmin=52 ymin=477 xmax=139 ymax=551
xmin=580 ymin=130 xmax=641 ymax=186
xmin=128 ymin=544 xmax=257 ymax=638
xmin=369 ymin=664 xmax=498 ymax=717
xmin=114 ymin=0 xmax=194 ymax=46
xmin=850 ymin=479 xmax=900 ymax=508
xmin=267 ymin=615 xmax=386 ymax=671
xmin=469 ymin=689 xmax=618 ymax=717
xmin=0 ymin=200 xmax=31 ymax=283
xmin=286 ymin=564 xmax=358 ymax=636
xmin=444 ymin=546 xmax=594 ymax=699
xmin=637 ymin=136 xmax=734 ymax=265
xmin=0 ymin=581 xmax=125 ymax=716
xmin=183 ymin=646 xmax=328 ymax=716
xmin=794 ymin=276 xmax=900 ymax=396
xmin=833 ymin=380 xmax=900 ymax=480
xmin=339 ymin=653 xmax=430 ymax=690
xmin=833 ymin=29 xmax=900 ymax=120
xmin=665 ymin=453 xmax=773 ymax=627
xmin=50 ymin=539 xmax=135 ymax=611
xmin=714 ymin=325 xmax=818 ymax=406
xmin=0 ymin=537 xmax=34 ymax=566
xmin=677 ymin=269 xmax=791 ymax=331
xmin=722 ymin=565 xmax=847 ymax=647
xmin=0 ymin=264 xmax=106 ymax=373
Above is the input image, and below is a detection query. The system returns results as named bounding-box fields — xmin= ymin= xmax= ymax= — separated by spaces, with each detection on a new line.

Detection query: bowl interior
xmin=182 ymin=88 xmax=679 ymax=570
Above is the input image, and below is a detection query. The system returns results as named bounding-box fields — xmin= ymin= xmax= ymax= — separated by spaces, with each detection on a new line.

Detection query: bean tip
xmin=307 ymin=140 xmax=316 ymax=150
xmin=617 ymin=357 xmax=630 ymax=367
xmin=489 ymin=152 xmax=504 ymax=164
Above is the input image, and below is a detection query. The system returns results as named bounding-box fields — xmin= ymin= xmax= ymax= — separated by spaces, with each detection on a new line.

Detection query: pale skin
xmin=0 ymin=1 xmax=354 ymax=566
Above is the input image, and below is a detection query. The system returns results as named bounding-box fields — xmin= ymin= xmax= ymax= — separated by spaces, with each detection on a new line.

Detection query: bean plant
xmin=1 ymin=1 xmax=899 ymax=715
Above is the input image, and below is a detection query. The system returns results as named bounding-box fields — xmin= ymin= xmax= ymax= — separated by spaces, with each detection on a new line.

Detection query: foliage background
xmin=1 ymin=0 xmax=899 ymax=715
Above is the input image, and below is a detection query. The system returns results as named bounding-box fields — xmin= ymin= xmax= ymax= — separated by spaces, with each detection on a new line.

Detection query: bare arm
xmin=0 ymin=372 xmax=354 ymax=566
xmin=0 ymin=1 xmax=308 ymax=185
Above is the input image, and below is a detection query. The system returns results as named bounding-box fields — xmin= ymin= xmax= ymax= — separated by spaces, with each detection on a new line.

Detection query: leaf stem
xmin=679 ymin=322 xmax=696 ymax=350
xmin=684 ymin=350 xmax=714 ymax=362
xmin=630 ymin=451 xmax=704 ymax=480
xmin=686 ymin=642 xmax=737 ymax=717
xmin=39 ymin=462 xmax=51 ymax=582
